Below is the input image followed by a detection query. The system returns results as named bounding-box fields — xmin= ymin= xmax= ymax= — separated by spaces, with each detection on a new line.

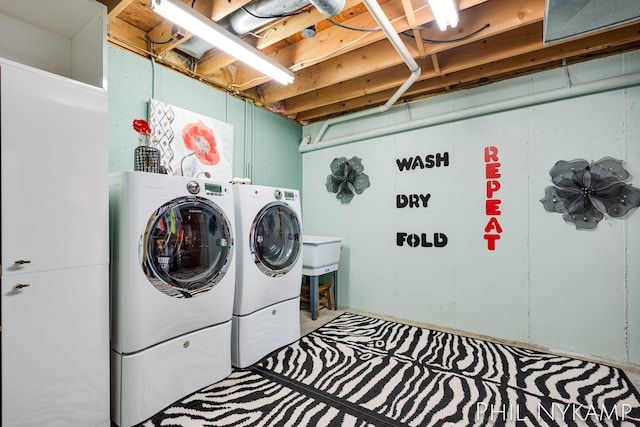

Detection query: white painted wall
xmin=301 ymin=51 xmax=640 ymax=366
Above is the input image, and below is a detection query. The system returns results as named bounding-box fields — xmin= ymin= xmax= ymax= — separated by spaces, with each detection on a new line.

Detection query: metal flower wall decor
xmin=326 ymin=156 xmax=371 ymax=204
xmin=540 ymin=157 xmax=640 ymax=229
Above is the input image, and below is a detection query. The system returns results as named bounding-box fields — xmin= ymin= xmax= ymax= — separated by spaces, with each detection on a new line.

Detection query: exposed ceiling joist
xmin=100 ymin=0 xmax=640 ymax=124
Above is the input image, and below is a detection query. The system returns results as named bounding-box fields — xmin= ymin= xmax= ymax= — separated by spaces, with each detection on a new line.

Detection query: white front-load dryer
xmin=109 ymin=171 xmax=235 ymax=427
xmin=232 ymin=184 xmax=302 ymax=368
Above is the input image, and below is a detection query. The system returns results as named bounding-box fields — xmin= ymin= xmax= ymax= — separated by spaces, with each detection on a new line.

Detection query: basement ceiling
xmin=100 ymin=0 xmax=640 ymax=124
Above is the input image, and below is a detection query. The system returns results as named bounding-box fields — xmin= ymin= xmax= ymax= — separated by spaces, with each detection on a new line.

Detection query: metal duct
xmin=227 ymin=0 xmax=345 ymax=35
xmin=310 ymin=0 xmax=345 ymax=17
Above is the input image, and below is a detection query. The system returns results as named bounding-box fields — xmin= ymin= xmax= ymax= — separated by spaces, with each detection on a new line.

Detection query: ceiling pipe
xmin=361 ymin=0 xmax=421 ymax=112
xmin=226 ymin=0 xmax=345 ymax=35
xmin=300 ymin=0 xmax=421 ymax=151
xmin=299 ymin=71 xmax=640 ymax=152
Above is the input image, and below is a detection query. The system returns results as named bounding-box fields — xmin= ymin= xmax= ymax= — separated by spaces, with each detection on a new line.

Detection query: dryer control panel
xmin=205 ymin=183 xmax=224 ymax=196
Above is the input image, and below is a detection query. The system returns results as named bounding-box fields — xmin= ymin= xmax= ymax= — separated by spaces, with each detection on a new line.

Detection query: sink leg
xmin=311 ymin=276 xmax=319 ymax=321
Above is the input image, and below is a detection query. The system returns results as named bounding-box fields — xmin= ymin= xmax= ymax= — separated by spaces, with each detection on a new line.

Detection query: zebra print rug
xmin=139 ymin=312 xmax=640 ymax=426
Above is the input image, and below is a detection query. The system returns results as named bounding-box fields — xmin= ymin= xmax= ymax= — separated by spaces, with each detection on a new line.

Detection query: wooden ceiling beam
xmin=107 ymin=15 xmax=150 ymax=53
xmin=430 ymin=53 xmax=440 ymax=74
xmin=101 ymin=0 xmax=134 ymax=21
xmin=211 ymin=0 xmax=252 ymax=22
xmin=413 ymin=28 xmax=426 ymax=57
xmin=401 ymin=0 xmax=416 ymax=26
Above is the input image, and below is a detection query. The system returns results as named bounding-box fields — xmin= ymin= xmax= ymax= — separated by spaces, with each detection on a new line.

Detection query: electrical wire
xmin=326 ymin=18 xmax=380 ymax=33
xmin=405 ymin=23 xmax=490 ymax=43
xmin=287 ymin=30 xmax=372 ymax=70
xmin=249 ymin=28 xmax=277 ymax=39
xmin=241 ymin=5 xmax=311 ymax=19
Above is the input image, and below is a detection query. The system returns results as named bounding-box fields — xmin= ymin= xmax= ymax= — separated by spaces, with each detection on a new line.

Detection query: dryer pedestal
xmin=111 ymin=321 xmax=232 ymax=427
xmin=231 ymin=297 xmax=300 ymax=368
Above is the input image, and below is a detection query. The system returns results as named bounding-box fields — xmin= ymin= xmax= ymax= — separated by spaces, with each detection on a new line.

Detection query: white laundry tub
xmin=302 ymin=235 xmax=342 ymax=276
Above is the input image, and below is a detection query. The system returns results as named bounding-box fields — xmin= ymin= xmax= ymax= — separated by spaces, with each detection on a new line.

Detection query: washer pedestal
xmin=111 ymin=321 xmax=231 ymax=427
xmin=231 ymin=297 xmax=300 ymax=368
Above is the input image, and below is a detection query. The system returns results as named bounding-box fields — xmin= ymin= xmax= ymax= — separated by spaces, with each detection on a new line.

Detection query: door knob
xmin=13 ymin=283 xmax=30 ymax=290
xmin=14 ymin=260 xmax=31 ymax=265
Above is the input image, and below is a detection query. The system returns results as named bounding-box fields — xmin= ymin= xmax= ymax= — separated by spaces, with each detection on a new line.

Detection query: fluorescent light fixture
xmin=150 ymin=0 xmax=295 ymax=85
xmin=428 ymin=0 xmax=459 ymax=31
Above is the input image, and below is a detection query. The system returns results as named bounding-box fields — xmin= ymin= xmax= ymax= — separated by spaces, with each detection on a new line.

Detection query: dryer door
xmin=140 ymin=196 xmax=233 ymax=298
xmin=250 ymin=202 xmax=301 ymax=277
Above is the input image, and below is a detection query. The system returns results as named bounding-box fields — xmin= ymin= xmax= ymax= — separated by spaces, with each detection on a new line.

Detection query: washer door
xmin=250 ymin=202 xmax=301 ymax=277
xmin=140 ymin=196 xmax=233 ymax=298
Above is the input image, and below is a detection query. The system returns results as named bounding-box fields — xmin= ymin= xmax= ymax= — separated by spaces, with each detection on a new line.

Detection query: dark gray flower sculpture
xmin=540 ymin=157 xmax=640 ymax=229
xmin=326 ymin=156 xmax=371 ymax=204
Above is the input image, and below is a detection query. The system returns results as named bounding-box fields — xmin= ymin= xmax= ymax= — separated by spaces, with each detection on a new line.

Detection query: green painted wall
xmin=107 ymin=45 xmax=302 ymax=190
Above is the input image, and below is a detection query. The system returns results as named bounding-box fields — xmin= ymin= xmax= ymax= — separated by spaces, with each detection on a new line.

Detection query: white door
xmin=1 ymin=62 xmax=109 ymax=426
xmin=1 ymin=267 xmax=109 ymax=426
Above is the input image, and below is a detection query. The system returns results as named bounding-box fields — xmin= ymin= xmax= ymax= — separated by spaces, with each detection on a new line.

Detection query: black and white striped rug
xmin=139 ymin=312 xmax=640 ymax=426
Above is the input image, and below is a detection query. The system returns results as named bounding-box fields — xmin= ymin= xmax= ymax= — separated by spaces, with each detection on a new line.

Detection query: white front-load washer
xmin=109 ymin=171 xmax=235 ymax=427
xmin=232 ymin=184 xmax=302 ymax=368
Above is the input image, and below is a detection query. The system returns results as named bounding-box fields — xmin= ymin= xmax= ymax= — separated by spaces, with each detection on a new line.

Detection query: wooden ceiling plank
xmin=107 ymin=15 xmax=151 ymax=53
xmin=413 ymin=28 xmax=426 ymax=57
xmin=401 ymin=0 xmax=416 ymax=26
xmin=211 ymin=0 xmax=253 ymax=22
xmin=430 ymin=53 xmax=440 ymax=74
xmin=102 ymin=0 xmax=134 ymax=22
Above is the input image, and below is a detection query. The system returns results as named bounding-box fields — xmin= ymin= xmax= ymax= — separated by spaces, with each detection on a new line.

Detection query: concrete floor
xmin=299 ymin=306 xmax=640 ymax=392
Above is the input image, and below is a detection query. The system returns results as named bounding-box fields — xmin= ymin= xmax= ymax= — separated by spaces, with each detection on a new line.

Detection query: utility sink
xmin=302 ymin=235 xmax=342 ymax=275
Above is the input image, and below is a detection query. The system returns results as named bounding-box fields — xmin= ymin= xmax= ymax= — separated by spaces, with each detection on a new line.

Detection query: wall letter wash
xmin=484 ymin=146 xmax=502 ymax=250
xmin=394 ymin=151 xmax=450 ymax=249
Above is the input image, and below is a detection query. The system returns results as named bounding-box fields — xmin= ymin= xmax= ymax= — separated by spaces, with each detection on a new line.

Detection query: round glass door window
xmin=250 ymin=202 xmax=301 ymax=277
xmin=140 ymin=196 xmax=233 ymax=298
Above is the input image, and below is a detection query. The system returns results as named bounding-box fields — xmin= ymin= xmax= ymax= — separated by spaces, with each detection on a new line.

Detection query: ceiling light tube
xmin=150 ymin=0 xmax=295 ymax=85
xmin=428 ymin=0 xmax=459 ymax=31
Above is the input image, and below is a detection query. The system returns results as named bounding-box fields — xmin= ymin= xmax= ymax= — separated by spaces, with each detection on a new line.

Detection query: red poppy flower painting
xmin=148 ymin=99 xmax=233 ymax=181
xmin=182 ymin=120 xmax=220 ymax=166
